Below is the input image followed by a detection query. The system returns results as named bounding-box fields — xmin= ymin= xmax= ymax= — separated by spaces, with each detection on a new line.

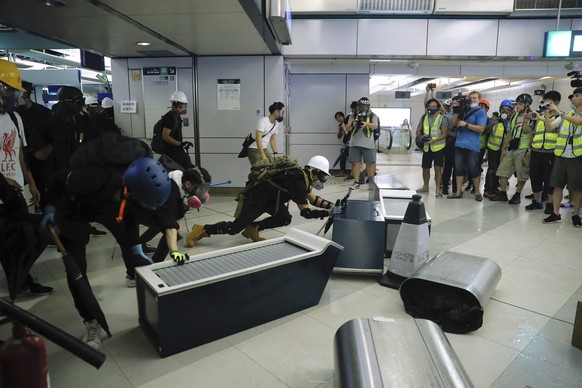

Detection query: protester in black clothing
xmin=159 ymin=90 xmax=193 ymax=169
xmin=187 ymin=156 xmax=335 ymax=246
xmin=15 ymin=80 xmax=51 ymax=209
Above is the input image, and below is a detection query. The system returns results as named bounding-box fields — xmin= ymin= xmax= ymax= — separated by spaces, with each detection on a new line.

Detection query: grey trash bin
xmin=400 ymin=251 xmax=502 ymax=334
xmin=334 ymin=317 xmax=474 ymax=388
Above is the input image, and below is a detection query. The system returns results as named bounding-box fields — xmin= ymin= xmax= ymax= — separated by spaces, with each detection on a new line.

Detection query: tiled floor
xmin=2 ymin=150 xmax=582 ymax=387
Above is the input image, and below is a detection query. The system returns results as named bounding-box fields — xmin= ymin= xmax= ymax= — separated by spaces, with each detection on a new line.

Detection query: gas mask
xmin=427 ymin=108 xmax=438 ymax=115
xmin=500 ymin=113 xmax=508 ymax=120
xmin=0 ymin=83 xmax=21 ymax=114
xmin=310 ymin=169 xmax=328 ymax=191
xmin=184 ymin=184 xmax=210 ymax=209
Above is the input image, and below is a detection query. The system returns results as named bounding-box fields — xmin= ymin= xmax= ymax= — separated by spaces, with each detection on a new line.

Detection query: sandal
xmin=416 ymin=187 xmax=429 ymax=193
xmin=436 ymin=192 xmax=443 ymax=198
xmin=447 ymin=193 xmax=463 ymax=199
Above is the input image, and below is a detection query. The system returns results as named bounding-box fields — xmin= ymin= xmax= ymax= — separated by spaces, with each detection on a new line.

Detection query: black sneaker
xmin=90 ymin=226 xmax=107 ymax=236
xmin=542 ymin=213 xmax=561 ymax=224
xmin=525 ymin=201 xmax=543 ymax=210
xmin=508 ymin=193 xmax=521 ymax=205
xmin=544 ymin=203 xmax=554 ymax=215
xmin=489 ymin=192 xmax=508 ymax=202
xmin=525 ymin=193 xmax=534 ymax=199
xmin=573 ymin=215 xmax=582 ymax=228
xmin=20 ymin=277 xmax=54 ymax=296
xmin=442 ymin=188 xmax=449 ymax=195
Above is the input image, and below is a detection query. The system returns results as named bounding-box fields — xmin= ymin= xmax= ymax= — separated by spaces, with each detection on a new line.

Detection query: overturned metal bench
xmin=400 ymin=251 xmax=502 ymax=334
xmin=334 ymin=317 xmax=474 ymax=388
xmin=136 ymin=228 xmax=343 ymax=357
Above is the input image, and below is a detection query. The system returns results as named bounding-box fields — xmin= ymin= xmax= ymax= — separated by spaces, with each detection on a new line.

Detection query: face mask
xmin=185 ymin=184 xmax=210 ymax=209
xmin=470 ymin=102 xmax=479 ymax=108
xmin=17 ymin=97 xmax=26 ymax=107
xmin=427 ymin=108 xmax=438 ymax=115
xmin=312 ymin=180 xmax=324 ymax=190
xmin=0 ymin=94 xmax=18 ymax=113
xmin=500 ymin=113 xmax=508 ymax=120
xmin=276 ymin=115 xmax=284 ymax=123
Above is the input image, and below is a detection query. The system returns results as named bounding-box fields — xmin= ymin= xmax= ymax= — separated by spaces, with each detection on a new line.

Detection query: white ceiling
xmin=0 ymin=0 xmax=274 ymax=58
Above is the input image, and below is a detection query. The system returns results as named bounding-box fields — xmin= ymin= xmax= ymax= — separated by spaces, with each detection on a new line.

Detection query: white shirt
xmin=249 ymin=116 xmax=280 ymax=150
xmin=0 ymin=112 xmax=26 ymax=188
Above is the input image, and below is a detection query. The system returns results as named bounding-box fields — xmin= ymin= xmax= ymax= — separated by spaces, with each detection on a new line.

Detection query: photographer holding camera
xmin=542 ymin=87 xmax=582 ymax=227
xmin=446 ymin=91 xmax=487 ymax=201
xmin=525 ymin=91 xmax=562 ymax=213
xmin=415 ymin=98 xmax=448 ymax=197
xmin=490 ymin=93 xmax=535 ymax=204
xmin=345 ymin=97 xmax=378 ymax=188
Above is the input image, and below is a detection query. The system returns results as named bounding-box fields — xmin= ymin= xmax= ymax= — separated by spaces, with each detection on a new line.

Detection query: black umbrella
xmin=48 ymin=225 xmax=112 ymax=338
xmin=317 ymin=187 xmax=353 ymax=236
xmin=333 ymin=147 xmax=348 ymax=168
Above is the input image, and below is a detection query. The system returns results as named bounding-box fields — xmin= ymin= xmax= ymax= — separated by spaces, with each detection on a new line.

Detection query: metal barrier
xmin=136 ymin=228 xmax=342 ymax=357
xmin=334 ymin=317 xmax=474 ymax=388
xmin=400 ymin=251 xmax=502 ymax=334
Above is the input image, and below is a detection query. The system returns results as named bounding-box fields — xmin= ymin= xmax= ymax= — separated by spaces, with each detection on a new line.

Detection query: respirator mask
xmin=184 ymin=184 xmax=210 ymax=209
xmin=311 ymin=169 xmax=328 ymax=191
xmin=0 ymin=83 xmax=22 ymax=114
xmin=427 ymin=108 xmax=438 ymax=115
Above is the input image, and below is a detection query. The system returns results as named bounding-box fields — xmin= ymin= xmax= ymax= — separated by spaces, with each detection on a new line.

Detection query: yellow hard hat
xmin=0 ymin=59 xmax=25 ymax=91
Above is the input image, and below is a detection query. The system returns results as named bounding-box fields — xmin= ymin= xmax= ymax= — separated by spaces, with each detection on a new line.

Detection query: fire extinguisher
xmin=0 ymin=320 xmax=50 ymax=388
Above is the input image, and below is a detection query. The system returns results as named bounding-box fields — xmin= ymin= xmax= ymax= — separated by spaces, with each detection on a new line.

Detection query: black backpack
xmin=373 ymin=114 xmax=381 ymax=141
xmin=150 ymin=117 xmax=166 ymax=154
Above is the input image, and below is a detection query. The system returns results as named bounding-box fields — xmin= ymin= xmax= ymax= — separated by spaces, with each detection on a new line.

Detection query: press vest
xmin=422 ymin=114 xmax=445 ymax=152
xmin=531 ymin=114 xmax=558 ymax=151
xmin=487 ymin=121 xmax=506 ymax=151
xmin=554 ymin=111 xmax=582 ymax=157
xmin=509 ymin=113 xmax=532 ymax=150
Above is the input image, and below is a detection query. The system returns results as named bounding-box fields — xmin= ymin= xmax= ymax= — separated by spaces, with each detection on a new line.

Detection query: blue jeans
xmin=454 ymin=147 xmax=481 ymax=179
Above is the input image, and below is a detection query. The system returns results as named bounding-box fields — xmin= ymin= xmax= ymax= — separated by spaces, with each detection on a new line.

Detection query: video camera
xmin=538 ymin=102 xmax=551 ymax=112
xmin=452 ymin=95 xmax=471 ymax=119
xmin=567 ymin=70 xmax=582 ymax=88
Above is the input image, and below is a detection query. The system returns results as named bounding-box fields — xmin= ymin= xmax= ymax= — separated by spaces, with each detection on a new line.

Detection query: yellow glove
xmin=170 ymin=251 xmax=190 ymax=265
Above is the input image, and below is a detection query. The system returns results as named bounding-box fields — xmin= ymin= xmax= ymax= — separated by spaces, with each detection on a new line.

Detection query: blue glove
xmin=40 ymin=206 xmax=56 ymax=232
xmin=170 ymin=251 xmax=190 ymax=265
xmin=131 ymin=244 xmax=150 ymax=262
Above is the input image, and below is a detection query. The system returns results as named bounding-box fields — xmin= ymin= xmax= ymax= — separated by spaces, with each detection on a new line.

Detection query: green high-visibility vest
xmin=422 ymin=114 xmax=445 ymax=152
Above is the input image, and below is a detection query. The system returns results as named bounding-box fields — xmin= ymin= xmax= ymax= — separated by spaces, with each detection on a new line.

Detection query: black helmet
xmin=516 ymin=93 xmax=533 ymax=106
xmin=57 ymin=86 xmax=84 ymax=103
xmin=357 ymin=97 xmax=370 ymax=114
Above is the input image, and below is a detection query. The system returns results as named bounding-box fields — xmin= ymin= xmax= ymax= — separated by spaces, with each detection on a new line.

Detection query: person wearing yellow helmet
xmin=0 ymin=59 xmax=53 ymax=296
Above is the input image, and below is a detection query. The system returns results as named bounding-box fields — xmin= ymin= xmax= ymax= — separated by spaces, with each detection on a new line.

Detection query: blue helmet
xmin=123 ymin=158 xmax=171 ymax=209
xmin=500 ymin=99 xmax=513 ymax=109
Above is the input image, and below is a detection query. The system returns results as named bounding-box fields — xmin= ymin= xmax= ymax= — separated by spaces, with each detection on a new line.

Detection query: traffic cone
xmin=378 ymin=194 xmax=430 ymax=289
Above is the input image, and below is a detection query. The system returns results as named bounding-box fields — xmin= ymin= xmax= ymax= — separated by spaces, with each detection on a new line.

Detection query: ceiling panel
xmin=0 ymin=0 xmax=273 ymax=58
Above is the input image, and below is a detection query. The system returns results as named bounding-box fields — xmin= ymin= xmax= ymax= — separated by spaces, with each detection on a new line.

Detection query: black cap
xmin=21 ymin=80 xmax=33 ymax=94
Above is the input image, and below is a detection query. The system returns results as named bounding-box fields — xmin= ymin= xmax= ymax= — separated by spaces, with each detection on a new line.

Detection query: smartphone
xmin=428 ymin=83 xmax=437 ymax=89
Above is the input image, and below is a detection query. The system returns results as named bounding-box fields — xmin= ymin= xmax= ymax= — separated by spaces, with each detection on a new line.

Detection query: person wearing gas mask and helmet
xmin=484 ymin=99 xmax=514 ymax=198
xmin=158 ymin=91 xmax=194 ymax=169
xmin=187 ymin=156 xmax=336 ymax=246
xmin=248 ymin=101 xmax=285 ymax=166
xmin=136 ymin=164 xmax=212 ymax=260
xmin=345 ymin=97 xmax=378 ymax=189
xmin=415 ymin=98 xmax=449 ymax=198
xmin=490 ymin=93 xmax=536 ymax=204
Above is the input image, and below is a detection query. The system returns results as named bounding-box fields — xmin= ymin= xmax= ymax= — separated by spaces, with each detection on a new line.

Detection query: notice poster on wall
xmin=217 ymin=79 xmax=240 ymax=110
xmin=143 ymin=67 xmax=177 ymax=138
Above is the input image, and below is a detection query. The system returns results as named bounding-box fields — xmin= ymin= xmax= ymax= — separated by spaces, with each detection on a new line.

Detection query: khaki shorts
xmin=496 ymin=149 xmax=530 ymax=181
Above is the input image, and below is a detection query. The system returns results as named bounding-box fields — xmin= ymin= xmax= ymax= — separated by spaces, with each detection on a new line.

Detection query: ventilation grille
xmin=515 ymin=0 xmax=582 ymax=9
xmin=153 ymin=241 xmax=310 ymax=287
xmin=358 ymin=0 xmax=434 ymax=13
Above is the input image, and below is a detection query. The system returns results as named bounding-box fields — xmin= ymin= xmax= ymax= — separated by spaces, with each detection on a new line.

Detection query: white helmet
xmin=306 ymin=155 xmax=330 ymax=176
xmin=170 ymin=90 xmax=188 ymax=104
xmin=84 ymin=95 xmax=98 ymax=106
xmin=101 ymin=97 xmax=114 ymax=108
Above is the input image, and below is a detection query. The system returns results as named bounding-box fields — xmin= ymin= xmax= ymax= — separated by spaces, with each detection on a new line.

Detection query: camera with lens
xmin=452 ymin=96 xmax=470 ymax=117
xmin=538 ymin=103 xmax=551 ymax=112
xmin=567 ymin=70 xmax=582 ymax=88
xmin=507 ymin=138 xmax=520 ymax=151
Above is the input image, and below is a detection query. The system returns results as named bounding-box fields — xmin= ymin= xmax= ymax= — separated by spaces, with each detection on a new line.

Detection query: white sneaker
xmin=125 ymin=275 xmax=136 ymax=288
xmin=350 ymin=182 xmax=360 ymax=190
xmin=83 ymin=320 xmax=102 ymax=350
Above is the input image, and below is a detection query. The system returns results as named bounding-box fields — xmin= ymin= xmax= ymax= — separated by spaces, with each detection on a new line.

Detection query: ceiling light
xmin=39 ymin=0 xmax=67 ymax=6
xmin=136 ymin=42 xmax=151 ymax=46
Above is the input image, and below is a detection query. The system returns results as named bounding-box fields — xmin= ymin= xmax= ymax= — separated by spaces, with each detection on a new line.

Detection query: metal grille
xmin=358 ymin=0 xmax=434 ymax=12
xmin=515 ymin=0 xmax=582 ymax=9
xmin=153 ymin=241 xmax=310 ymax=287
